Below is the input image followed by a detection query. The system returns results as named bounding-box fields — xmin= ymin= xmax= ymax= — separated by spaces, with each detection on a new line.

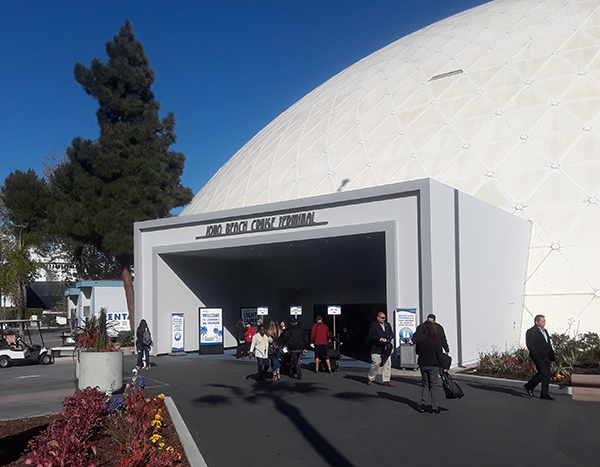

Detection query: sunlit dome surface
xmin=183 ymin=0 xmax=600 ymax=334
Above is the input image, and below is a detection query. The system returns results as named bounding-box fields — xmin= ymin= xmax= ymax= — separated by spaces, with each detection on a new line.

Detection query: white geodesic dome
xmin=183 ymin=0 xmax=600 ymax=335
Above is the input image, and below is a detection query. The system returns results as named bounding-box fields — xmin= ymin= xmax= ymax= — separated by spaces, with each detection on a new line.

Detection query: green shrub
xmin=117 ymin=330 xmax=134 ymax=347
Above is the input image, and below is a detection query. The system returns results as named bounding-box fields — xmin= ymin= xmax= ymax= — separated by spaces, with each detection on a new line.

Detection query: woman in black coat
xmin=412 ymin=320 xmax=445 ymax=414
xmin=136 ymin=319 xmax=152 ymax=370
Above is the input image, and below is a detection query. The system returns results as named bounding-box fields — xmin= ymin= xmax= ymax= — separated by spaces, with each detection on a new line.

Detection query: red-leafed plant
xmin=73 ymin=308 xmax=116 ymax=353
xmin=22 ymin=377 xmax=183 ymax=467
xmin=24 ymin=387 xmax=108 ymax=467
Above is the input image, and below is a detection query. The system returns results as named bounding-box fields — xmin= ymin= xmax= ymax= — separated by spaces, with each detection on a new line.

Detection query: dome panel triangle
xmin=525 ymin=250 xmax=593 ymax=295
xmin=445 ymin=176 xmax=483 ymax=195
xmin=270 ymin=162 xmax=297 ymax=187
xmin=471 ymin=116 xmax=522 ymax=149
xmin=243 ymin=188 xmax=270 ymax=208
xmin=528 ymin=222 xmax=551 ymax=248
xmin=306 ymin=175 xmax=337 ymax=198
xmin=330 ymin=126 xmax=362 ymax=152
xmin=363 ymin=116 xmax=401 ymax=142
xmin=561 ymin=163 xmax=600 ymax=196
xmin=347 ymin=167 xmax=380 ymax=191
xmin=438 ymin=150 xmax=485 ymax=180
xmin=526 ymin=246 xmax=551 ymax=281
xmin=525 ymin=170 xmax=585 ymax=205
xmin=523 ymin=294 xmax=595 ymax=333
xmin=419 ymin=125 xmax=463 ymax=155
xmin=496 ymin=140 xmax=551 ymax=172
xmin=570 ymin=298 xmax=600 ymax=335
xmin=523 ymin=202 xmax=587 ymax=243
xmin=371 ymin=136 xmax=412 ymax=163
xmin=298 ymin=153 xmax=330 ymax=179
xmin=561 ymin=204 xmax=600 ymax=245
xmin=561 ymin=132 xmax=600 ymax=165
xmin=561 ymin=245 xmax=600 ymax=290
xmin=472 ymin=178 xmax=515 ymax=209
xmin=388 ymin=159 xmax=428 ymax=184
xmin=373 ymin=160 xmax=411 ymax=184
xmin=360 ymin=97 xmax=393 ymax=123
xmin=331 ymin=144 xmax=368 ymax=171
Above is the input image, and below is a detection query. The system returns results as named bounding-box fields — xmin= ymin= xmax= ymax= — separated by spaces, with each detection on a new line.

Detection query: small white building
xmin=67 ymin=281 xmax=130 ymax=333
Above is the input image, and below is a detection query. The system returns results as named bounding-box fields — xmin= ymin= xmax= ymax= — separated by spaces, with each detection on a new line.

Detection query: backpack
xmin=142 ymin=329 xmax=152 ymax=346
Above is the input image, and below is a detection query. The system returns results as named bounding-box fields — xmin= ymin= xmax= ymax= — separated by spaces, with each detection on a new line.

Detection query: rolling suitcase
xmin=441 ymin=371 xmax=464 ymax=399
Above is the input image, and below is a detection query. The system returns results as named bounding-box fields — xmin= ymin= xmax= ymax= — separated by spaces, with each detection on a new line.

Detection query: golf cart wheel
xmin=0 ymin=356 xmax=10 ymax=368
xmin=40 ymin=354 xmax=53 ymax=365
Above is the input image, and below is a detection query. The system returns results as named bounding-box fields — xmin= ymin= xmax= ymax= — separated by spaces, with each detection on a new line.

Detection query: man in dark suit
xmin=524 ymin=314 xmax=556 ymax=400
xmin=366 ymin=312 xmax=396 ymax=386
xmin=415 ymin=314 xmax=449 ymax=353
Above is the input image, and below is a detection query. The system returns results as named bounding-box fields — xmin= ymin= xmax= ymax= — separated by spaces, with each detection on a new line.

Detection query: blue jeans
xmin=137 ymin=345 xmax=150 ymax=367
xmin=290 ymin=351 xmax=303 ymax=378
xmin=257 ymin=358 xmax=270 ymax=381
xmin=270 ymin=349 xmax=282 ymax=373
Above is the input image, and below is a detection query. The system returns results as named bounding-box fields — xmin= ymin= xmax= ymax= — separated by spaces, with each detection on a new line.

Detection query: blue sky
xmin=0 ymin=0 xmax=488 ymax=203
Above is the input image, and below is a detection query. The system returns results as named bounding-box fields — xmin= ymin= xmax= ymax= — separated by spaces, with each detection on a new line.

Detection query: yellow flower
xmin=158 ymin=394 xmax=165 ymax=399
xmin=150 ymin=434 xmax=162 ymax=443
xmin=166 ymin=446 xmax=174 ymax=453
xmin=154 ymin=413 xmax=162 ymax=420
xmin=151 ymin=419 xmax=162 ymax=429
xmin=158 ymin=442 xmax=165 ymax=449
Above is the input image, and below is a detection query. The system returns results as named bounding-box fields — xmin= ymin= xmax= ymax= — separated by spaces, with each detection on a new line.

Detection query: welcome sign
xmin=199 ymin=308 xmax=223 ymax=345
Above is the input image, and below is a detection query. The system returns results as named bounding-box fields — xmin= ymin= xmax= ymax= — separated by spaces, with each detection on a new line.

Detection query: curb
xmin=164 ymin=397 xmax=208 ymax=467
xmin=451 ymin=372 xmax=572 ymax=396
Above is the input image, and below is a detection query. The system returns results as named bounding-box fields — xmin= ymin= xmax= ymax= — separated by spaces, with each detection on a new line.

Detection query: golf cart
xmin=0 ymin=319 xmax=55 ymax=368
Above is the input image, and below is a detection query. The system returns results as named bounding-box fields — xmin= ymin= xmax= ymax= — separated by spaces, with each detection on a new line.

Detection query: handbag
xmin=439 ymin=352 xmax=452 ymax=370
xmin=441 ymin=371 xmax=464 ymax=399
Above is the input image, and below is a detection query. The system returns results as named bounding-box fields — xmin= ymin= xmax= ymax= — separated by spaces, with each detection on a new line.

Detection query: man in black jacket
xmin=284 ymin=320 xmax=306 ymax=379
xmin=524 ymin=314 xmax=556 ymax=400
xmin=414 ymin=314 xmax=449 ymax=353
xmin=366 ymin=312 xmax=396 ymax=387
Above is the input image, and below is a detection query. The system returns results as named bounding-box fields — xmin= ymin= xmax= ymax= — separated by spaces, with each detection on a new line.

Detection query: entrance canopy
xmin=135 ymin=178 xmax=530 ymax=365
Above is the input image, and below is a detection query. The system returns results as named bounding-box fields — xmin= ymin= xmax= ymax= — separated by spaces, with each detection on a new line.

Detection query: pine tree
xmin=50 ymin=20 xmax=193 ymax=329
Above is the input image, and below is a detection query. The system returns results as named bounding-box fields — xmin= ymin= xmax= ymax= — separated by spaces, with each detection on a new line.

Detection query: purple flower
xmin=139 ymin=376 xmax=145 ymax=389
xmin=108 ymin=397 xmax=124 ymax=415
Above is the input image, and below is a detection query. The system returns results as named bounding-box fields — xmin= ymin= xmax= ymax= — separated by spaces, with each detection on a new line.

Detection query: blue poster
xmin=395 ymin=308 xmax=417 ymax=344
xmin=172 ymin=313 xmax=184 ymax=351
xmin=199 ymin=308 xmax=223 ymax=346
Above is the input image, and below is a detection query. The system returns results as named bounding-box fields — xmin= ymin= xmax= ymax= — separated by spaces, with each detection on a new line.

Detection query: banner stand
xmin=199 ymin=308 xmax=224 ymax=355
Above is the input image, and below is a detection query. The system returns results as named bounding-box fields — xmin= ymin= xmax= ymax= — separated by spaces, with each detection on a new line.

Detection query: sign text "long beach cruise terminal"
xmin=200 ymin=211 xmax=326 ymax=238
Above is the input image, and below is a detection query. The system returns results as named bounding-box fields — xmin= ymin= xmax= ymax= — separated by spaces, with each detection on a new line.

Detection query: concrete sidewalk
xmin=139 ymin=351 xmax=598 ymax=467
xmin=2 ymin=351 xmax=597 ymax=466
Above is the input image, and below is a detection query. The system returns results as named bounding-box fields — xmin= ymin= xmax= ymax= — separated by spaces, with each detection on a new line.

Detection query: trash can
xmin=396 ymin=343 xmax=417 ymax=369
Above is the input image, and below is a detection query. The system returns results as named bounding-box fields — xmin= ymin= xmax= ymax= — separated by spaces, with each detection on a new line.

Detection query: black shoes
xmin=418 ymin=405 xmax=427 ymax=413
xmin=523 ymin=384 xmax=535 ymax=397
xmin=432 ymin=409 xmax=440 ymax=414
xmin=540 ymin=395 xmax=555 ymax=400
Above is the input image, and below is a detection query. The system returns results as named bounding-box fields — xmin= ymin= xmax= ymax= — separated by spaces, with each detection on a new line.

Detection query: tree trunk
xmin=18 ymin=281 xmax=27 ymax=335
xmin=118 ymin=256 xmax=135 ymax=331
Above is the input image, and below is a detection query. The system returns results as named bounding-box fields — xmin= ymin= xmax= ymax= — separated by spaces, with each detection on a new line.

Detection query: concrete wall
xmin=457 ymin=191 xmax=531 ymax=363
xmin=135 ymin=179 xmax=530 ymax=363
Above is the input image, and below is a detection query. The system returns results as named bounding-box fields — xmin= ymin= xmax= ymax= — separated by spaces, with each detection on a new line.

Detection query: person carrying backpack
xmin=136 ymin=319 xmax=153 ymax=370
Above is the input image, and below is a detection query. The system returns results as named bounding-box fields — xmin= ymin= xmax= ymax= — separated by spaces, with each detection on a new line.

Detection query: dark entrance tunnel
xmin=161 ymin=231 xmax=387 ymax=356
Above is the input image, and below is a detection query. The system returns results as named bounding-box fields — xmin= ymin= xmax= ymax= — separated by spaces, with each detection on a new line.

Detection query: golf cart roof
xmin=0 ymin=320 xmax=41 ymax=325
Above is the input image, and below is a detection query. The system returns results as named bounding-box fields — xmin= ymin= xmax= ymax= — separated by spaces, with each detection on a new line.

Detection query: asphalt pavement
xmin=1 ymin=350 xmax=598 ymax=467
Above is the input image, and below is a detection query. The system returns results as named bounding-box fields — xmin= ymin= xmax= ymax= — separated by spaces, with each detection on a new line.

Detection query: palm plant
xmin=0 ymin=230 xmax=46 ymax=329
